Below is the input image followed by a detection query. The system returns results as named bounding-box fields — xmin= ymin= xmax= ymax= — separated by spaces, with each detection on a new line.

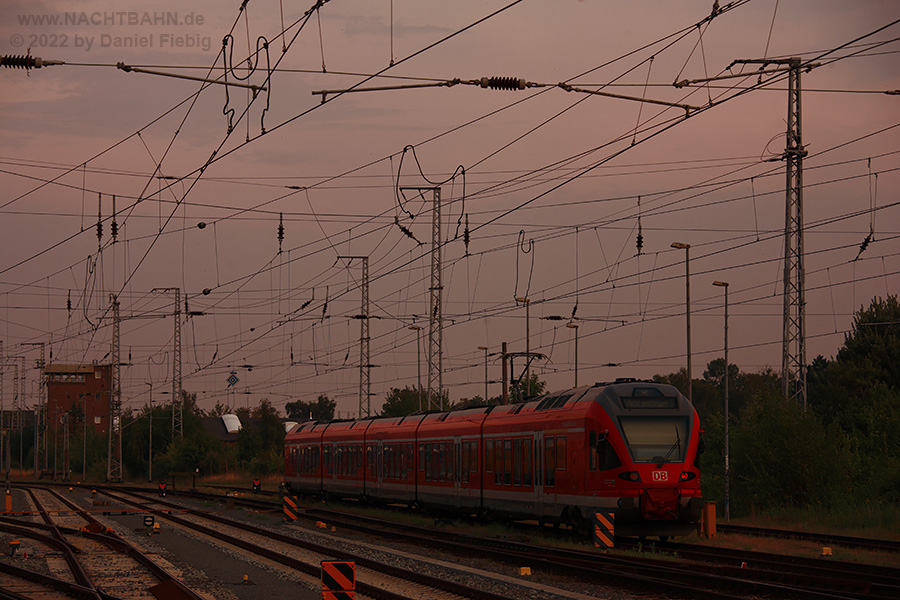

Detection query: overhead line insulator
xmin=480 ymin=76 xmax=526 ymax=90
xmin=1 ymin=54 xmax=64 ymax=69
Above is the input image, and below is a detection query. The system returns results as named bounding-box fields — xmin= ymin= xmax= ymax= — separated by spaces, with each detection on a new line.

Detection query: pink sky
xmin=1 ymin=0 xmax=898 ymax=416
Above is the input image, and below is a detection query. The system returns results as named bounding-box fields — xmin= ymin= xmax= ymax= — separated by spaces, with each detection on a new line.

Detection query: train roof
xmin=285 ymin=379 xmax=693 ymax=443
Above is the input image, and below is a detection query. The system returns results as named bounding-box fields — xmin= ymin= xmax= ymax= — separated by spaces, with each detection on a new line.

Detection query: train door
xmin=364 ymin=442 xmax=375 ymax=497
xmin=533 ymin=431 xmax=544 ymax=516
xmin=453 ymin=436 xmax=462 ymax=508
xmin=377 ymin=441 xmax=384 ymax=492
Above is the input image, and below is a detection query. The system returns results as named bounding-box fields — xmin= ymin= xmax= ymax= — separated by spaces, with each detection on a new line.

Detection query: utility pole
xmin=404 ymin=187 xmax=445 ymax=411
xmin=107 ymin=294 xmax=122 ymax=482
xmin=501 ymin=342 xmax=508 ymax=405
xmin=429 ymin=187 xmax=443 ymax=410
xmin=0 ymin=361 xmax=19 ymax=474
xmin=24 ymin=342 xmax=46 ymax=477
xmin=339 ymin=256 xmax=371 ymax=418
xmin=153 ymin=288 xmax=183 ymax=437
xmin=780 ymin=58 xmax=808 ymax=410
xmin=729 ymin=58 xmax=807 ymax=407
xmin=678 ymin=57 xmax=811 ymax=409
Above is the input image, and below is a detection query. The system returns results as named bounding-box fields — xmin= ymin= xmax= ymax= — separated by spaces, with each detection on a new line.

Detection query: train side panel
xmin=415 ymin=408 xmax=489 ymax=511
xmin=365 ymin=415 xmax=423 ymax=504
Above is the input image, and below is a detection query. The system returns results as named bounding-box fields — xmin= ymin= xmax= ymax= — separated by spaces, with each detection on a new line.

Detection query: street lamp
xmin=713 ymin=280 xmax=730 ymax=522
xmin=565 ymin=322 xmax=579 ymax=388
xmin=477 ymin=346 xmax=489 ymax=402
xmin=671 ymin=242 xmax=692 ymax=402
xmin=408 ymin=326 xmax=423 ymax=412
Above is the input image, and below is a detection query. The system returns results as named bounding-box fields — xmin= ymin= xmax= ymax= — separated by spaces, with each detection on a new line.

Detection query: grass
xmin=729 ymin=501 xmax=900 ymax=541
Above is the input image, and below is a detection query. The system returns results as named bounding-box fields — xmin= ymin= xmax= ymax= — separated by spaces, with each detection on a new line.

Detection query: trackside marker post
xmin=282 ymin=495 xmax=298 ymax=522
xmin=701 ymin=501 xmax=717 ymax=538
xmin=321 ymin=560 xmax=355 ymax=600
xmin=593 ymin=512 xmax=615 ymax=549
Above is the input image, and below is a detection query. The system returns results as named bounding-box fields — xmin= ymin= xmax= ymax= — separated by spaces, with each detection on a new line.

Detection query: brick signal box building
xmin=46 ymin=364 xmax=112 ymax=435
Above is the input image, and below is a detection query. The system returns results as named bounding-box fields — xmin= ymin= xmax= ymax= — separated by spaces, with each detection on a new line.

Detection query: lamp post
xmin=713 ymin=280 xmax=730 ymax=522
xmin=566 ymin=322 xmax=579 ymax=388
xmin=477 ymin=346 xmax=489 ymax=402
xmin=145 ymin=382 xmax=153 ymax=483
xmin=408 ymin=325 xmax=423 ymax=411
xmin=671 ymin=242 xmax=692 ymax=402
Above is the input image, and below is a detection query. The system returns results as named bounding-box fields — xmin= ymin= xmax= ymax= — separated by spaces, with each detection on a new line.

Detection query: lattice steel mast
xmin=23 ymin=342 xmax=46 ymax=477
xmin=427 ymin=188 xmax=443 ymax=411
xmin=780 ymin=58 xmax=808 ymax=409
xmin=339 ymin=256 xmax=371 ymax=418
xmin=153 ymin=288 xmax=183 ymax=437
xmin=107 ymin=294 xmax=122 ymax=482
xmin=730 ymin=57 xmax=808 ymax=408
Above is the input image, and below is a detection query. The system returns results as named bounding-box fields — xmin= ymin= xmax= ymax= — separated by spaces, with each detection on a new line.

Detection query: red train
xmin=283 ymin=378 xmax=704 ymax=538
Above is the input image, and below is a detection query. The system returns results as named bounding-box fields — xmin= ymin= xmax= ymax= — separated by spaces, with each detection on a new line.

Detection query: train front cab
xmin=587 ymin=381 xmax=704 ymax=538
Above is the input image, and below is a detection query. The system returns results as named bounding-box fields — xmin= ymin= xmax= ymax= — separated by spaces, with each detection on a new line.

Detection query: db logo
xmin=652 ymin=471 xmax=668 ymax=482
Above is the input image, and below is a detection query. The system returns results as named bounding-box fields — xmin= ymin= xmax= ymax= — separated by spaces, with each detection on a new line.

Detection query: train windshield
xmin=618 ymin=416 xmax=689 ymax=463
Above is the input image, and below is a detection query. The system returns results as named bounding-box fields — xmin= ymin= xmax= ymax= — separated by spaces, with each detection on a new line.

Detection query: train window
xmin=419 ymin=444 xmax=425 ymax=472
xmin=433 ymin=443 xmax=440 ymax=482
xmin=589 ymin=432 xmax=598 ymax=470
xmin=556 ymin=436 xmax=567 ymax=470
xmin=503 ymin=440 xmax=512 ymax=486
xmin=462 ymin=443 xmax=470 ymax=483
xmin=367 ymin=445 xmax=374 ymax=471
xmin=401 ymin=444 xmax=407 ymax=475
xmin=395 ymin=445 xmax=401 ymax=479
xmin=443 ymin=442 xmax=451 ymax=482
xmin=408 ymin=444 xmax=414 ymax=472
xmin=325 ymin=446 xmax=332 ymax=475
xmin=485 ymin=440 xmax=493 ymax=473
xmin=619 ymin=416 xmax=688 ymax=463
xmin=495 ymin=440 xmax=503 ymax=485
xmin=544 ymin=438 xmax=556 ymax=487
xmin=523 ymin=439 xmax=532 ymax=486
xmin=513 ymin=439 xmax=522 ymax=485
xmin=551 ymin=394 xmax=572 ymax=409
xmin=424 ymin=443 xmax=431 ymax=481
xmin=469 ymin=441 xmax=478 ymax=473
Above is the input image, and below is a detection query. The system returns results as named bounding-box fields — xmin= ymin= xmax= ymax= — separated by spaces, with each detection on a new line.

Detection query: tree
xmin=510 ymin=372 xmax=547 ymax=403
xmin=809 ymin=295 xmax=900 ymax=429
xmin=237 ymin=398 xmax=285 ymax=475
xmin=381 ymin=386 xmax=428 ymax=417
xmin=207 ymin=401 xmax=231 ymax=417
xmin=653 ymin=367 xmax=720 ymax=419
xmin=285 ymin=394 xmax=335 ymax=421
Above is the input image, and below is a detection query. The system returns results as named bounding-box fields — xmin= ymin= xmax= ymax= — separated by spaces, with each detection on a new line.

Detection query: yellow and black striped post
xmin=282 ymin=495 xmax=298 ymax=522
xmin=593 ymin=512 xmax=615 ymax=549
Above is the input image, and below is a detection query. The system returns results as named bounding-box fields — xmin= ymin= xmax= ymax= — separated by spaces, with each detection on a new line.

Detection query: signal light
xmin=679 ymin=471 xmax=697 ymax=482
xmin=617 ymin=471 xmax=641 ymax=482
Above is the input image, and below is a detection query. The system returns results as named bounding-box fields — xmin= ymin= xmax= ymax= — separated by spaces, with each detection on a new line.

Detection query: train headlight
xmin=617 ymin=471 xmax=641 ymax=482
xmin=679 ymin=471 xmax=697 ymax=482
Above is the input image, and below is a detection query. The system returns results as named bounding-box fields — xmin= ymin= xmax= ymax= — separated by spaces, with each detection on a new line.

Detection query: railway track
xmin=96 ymin=487 xmax=536 ymax=600
xmin=0 ymin=486 xmax=208 ymax=599
xmin=107 ymin=484 xmax=900 ymax=600
xmin=716 ymin=523 xmax=900 ymax=554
